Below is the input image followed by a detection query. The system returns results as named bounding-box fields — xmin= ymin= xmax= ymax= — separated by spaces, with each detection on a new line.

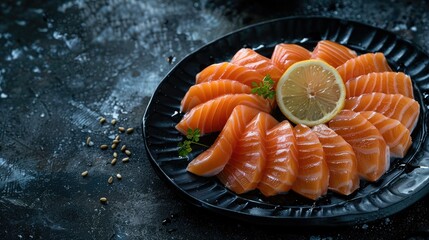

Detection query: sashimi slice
xmin=292 ymin=124 xmax=329 ymax=200
xmin=176 ymin=94 xmax=271 ymax=136
xmin=230 ymin=48 xmax=283 ymax=82
xmin=312 ymin=124 xmax=359 ymax=195
xmin=329 ymin=110 xmax=390 ymax=182
xmin=344 ymin=93 xmax=420 ymax=132
xmin=258 ymin=120 xmax=298 ymax=196
xmin=196 ymin=62 xmax=265 ymax=87
xmin=311 ymin=40 xmax=357 ymax=68
xmin=271 ymin=43 xmax=311 ymax=73
xmin=337 ymin=53 xmax=392 ymax=83
xmin=360 ymin=111 xmax=412 ymax=158
xmin=187 ymin=105 xmax=261 ymax=176
xmin=180 ymin=80 xmax=252 ymax=112
xmin=217 ymin=112 xmax=279 ymax=194
xmin=345 ymin=72 xmax=414 ymax=98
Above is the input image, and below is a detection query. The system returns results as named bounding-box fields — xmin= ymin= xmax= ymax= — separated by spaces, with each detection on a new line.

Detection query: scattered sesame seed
xmin=111 ymin=119 xmax=117 ymax=125
xmin=111 ymin=143 xmax=117 ymax=149
xmin=118 ymin=127 xmax=125 ymax=133
xmin=125 ymin=150 xmax=131 ymax=156
xmin=122 ymin=157 xmax=129 ymax=163
xmin=100 ymin=144 xmax=108 ymax=150
xmin=126 ymin=128 xmax=134 ymax=134
xmin=100 ymin=197 xmax=108 ymax=204
xmin=108 ymin=176 xmax=113 ymax=184
xmin=121 ymin=145 xmax=127 ymax=152
xmin=112 ymin=139 xmax=120 ymax=144
xmin=81 ymin=170 xmax=88 ymax=177
xmin=99 ymin=117 xmax=106 ymax=124
xmin=116 ymin=173 xmax=122 ymax=180
xmin=113 ymin=152 xmax=118 ymax=158
xmin=86 ymin=137 xmax=91 ymax=146
xmin=111 ymin=158 xmax=117 ymax=165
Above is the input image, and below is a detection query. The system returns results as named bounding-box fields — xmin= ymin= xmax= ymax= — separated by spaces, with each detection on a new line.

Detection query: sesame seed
xmin=122 ymin=157 xmax=129 ymax=163
xmin=99 ymin=117 xmax=106 ymax=124
xmin=113 ymin=152 xmax=118 ymax=158
xmin=100 ymin=197 xmax=108 ymax=204
xmin=125 ymin=150 xmax=131 ymax=156
xmin=121 ymin=145 xmax=126 ymax=152
xmin=111 ymin=143 xmax=117 ymax=149
xmin=81 ymin=170 xmax=88 ymax=177
xmin=116 ymin=173 xmax=122 ymax=180
xmin=118 ymin=127 xmax=125 ymax=133
xmin=100 ymin=144 xmax=108 ymax=150
xmin=111 ymin=119 xmax=117 ymax=125
xmin=108 ymin=176 xmax=113 ymax=184
xmin=126 ymin=128 xmax=134 ymax=134
xmin=111 ymin=158 xmax=117 ymax=165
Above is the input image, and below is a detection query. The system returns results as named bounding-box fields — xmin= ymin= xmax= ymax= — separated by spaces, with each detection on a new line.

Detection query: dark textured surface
xmin=1 ymin=0 xmax=429 ymax=239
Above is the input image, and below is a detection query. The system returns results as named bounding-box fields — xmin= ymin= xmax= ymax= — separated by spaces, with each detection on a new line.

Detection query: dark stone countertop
xmin=1 ymin=0 xmax=429 ymax=239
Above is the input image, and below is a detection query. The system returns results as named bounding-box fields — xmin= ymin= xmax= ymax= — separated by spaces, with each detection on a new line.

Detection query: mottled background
xmin=1 ymin=0 xmax=429 ymax=239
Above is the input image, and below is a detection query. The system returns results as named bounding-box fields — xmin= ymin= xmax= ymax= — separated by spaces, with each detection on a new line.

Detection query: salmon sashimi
xmin=337 ymin=53 xmax=393 ymax=83
xmin=312 ymin=124 xmax=359 ymax=195
xmin=345 ymin=72 xmax=414 ymax=98
xmin=311 ymin=40 xmax=357 ymax=68
xmin=359 ymin=111 xmax=412 ymax=158
xmin=217 ymin=112 xmax=279 ymax=194
xmin=292 ymin=124 xmax=329 ymax=200
xmin=176 ymin=94 xmax=271 ymax=136
xmin=230 ymin=48 xmax=283 ymax=82
xmin=196 ymin=62 xmax=265 ymax=87
xmin=271 ymin=43 xmax=311 ymax=73
xmin=180 ymin=80 xmax=252 ymax=112
xmin=257 ymin=120 xmax=299 ymax=196
xmin=187 ymin=105 xmax=261 ymax=176
xmin=344 ymin=93 xmax=420 ymax=132
xmin=328 ymin=110 xmax=390 ymax=182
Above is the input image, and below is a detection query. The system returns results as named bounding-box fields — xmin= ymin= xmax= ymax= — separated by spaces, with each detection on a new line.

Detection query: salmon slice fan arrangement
xmin=230 ymin=48 xmax=283 ymax=82
xmin=292 ymin=124 xmax=329 ymax=200
xmin=359 ymin=111 xmax=412 ymax=158
xmin=344 ymin=93 xmax=420 ymax=132
xmin=176 ymin=93 xmax=272 ymax=135
xmin=271 ymin=43 xmax=311 ymax=73
xmin=196 ymin=62 xmax=265 ymax=87
xmin=312 ymin=124 xmax=359 ymax=195
xmin=174 ymin=39 xmax=422 ymax=200
xmin=345 ymin=72 xmax=414 ymax=98
xmin=258 ymin=120 xmax=299 ymax=197
xmin=180 ymin=80 xmax=252 ymax=112
xmin=337 ymin=52 xmax=393 ymax=83
xmin=217 ymin=112 xmax=278 ymax=194
xmin=329 ymin=110 xmax=390 ymax=182
xmin=186 ymin=105 xmax=262 ymax=177
xmin=311 ymin=40 xmax=357 ymax=68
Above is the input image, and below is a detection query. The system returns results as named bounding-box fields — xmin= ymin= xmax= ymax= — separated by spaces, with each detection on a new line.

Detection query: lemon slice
xmin=276 ymin=59 xmax=346 ymax=126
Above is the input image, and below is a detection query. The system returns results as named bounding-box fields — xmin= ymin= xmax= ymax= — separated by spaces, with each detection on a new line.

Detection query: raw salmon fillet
xmin=292 ymin=124 xmax=329 ymax=200
xmin=345 ymin=72 xmax=414 ymax=98
xmin=271 ymin=43 xmax=311 ymax=73
xmin=258 ymin=120 xmax=299 ymax=196
xmin=175 ymin=94 xmax=271 ymax=135
xmin=187 ymin=105 xmax=261 ymax=176
xmin=311 ymin=40 xmax=357 ymax=68
xmin=329 ymin=110 xmax=390 ymax=182
xmin=360 ymin=111 xmax=412 ymax=158
xmin=312 ymin=124 xmax=359 ymax=195
xmin=337 ymin=53 xmax=392 ymax=82
xmin=180 ymin=80 xmax=252 ymax=112
xmin=217 ymin=112 xmax=278 ymax=194
xmin=344 ymin=93 xmax=420 ymax=132
xmin=196 ymin=62 xmax=265 ymax=87
xmin=230 ymin=48 xmax=283 ymax=82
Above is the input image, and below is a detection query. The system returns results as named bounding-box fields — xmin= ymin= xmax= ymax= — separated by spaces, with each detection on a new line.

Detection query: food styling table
xmin=1 ymin=0 xmax=429 ymax=239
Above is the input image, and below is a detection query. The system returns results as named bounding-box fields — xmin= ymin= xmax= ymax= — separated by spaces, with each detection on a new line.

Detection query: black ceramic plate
xmin=142 ymin=17 xmax=429 ymax=226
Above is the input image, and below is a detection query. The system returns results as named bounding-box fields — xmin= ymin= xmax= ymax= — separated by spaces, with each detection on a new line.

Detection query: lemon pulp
xmin=275 ymin=60 xmax=346 ymax=126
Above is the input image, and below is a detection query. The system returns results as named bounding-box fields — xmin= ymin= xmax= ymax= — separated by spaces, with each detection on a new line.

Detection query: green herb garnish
xmin=178 ymin=128 xmax=208 ymax=157
xmin=251 ymin=75 xmax=275 ymax=99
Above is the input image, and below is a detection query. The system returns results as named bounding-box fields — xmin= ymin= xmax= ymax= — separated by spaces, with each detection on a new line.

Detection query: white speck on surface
xmin=40 ymin=113 xmax=45 ymax=118
xmin=1 ymin=93 xmax=8 ymax=99
xmin=15 ymin=20 xmax=27 ymax=26
xmin=362 ymin=224 xmax=369 ymax=229
xmin=33 ymin=67 xmax=41 ymax=73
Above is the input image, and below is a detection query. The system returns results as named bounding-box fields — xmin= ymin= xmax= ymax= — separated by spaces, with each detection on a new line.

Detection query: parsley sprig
xmin=251 ymin=75 xmax=275 ymax=99
xmin=178 ymin=128 xmax=208 ymax=157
